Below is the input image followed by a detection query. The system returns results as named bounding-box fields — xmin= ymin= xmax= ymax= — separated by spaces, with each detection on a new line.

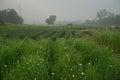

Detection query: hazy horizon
xmin=0 ymin=0 xmax=120 ymax=24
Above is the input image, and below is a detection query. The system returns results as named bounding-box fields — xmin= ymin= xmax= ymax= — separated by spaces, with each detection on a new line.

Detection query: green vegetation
xmin=83 ymin=9 xmax=120 ymax=26
xmin=0 ymin=9 xmax=23 ymax=24
xmin=0 ymin=25 xmax=93 ymax=39
xmin=46 ymin=15 xmax=56 ymax=25
xmin=93 ymin=31 xmax=120 ymax=54
xmin=0 ymin=25 xmax=120 ymax=80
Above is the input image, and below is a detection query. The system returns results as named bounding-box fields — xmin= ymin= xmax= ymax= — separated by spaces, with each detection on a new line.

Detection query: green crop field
xmin=0 ymin=25 xmax=120 ymax=80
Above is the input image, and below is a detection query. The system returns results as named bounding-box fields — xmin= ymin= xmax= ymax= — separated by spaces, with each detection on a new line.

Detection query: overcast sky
xmin=0 ymin=0 xmax=120 ymax=24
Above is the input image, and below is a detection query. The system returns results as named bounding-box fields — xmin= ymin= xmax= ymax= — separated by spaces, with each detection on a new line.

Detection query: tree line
xmin=84 ymin=9 xmax=120 ymax=26
xmin=0 ymin=8 xmax=120 ymax=26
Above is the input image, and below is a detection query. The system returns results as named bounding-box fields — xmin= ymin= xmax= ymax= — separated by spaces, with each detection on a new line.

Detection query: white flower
xmin=72 ymin=75 xmax=75 ymax=77
xmin=34 ymin=77 xmax=36 ymax=80
xmin=81 ymin=72 xmax=84 ymax=75
xmin=52 ymin=72 xmax=54 ymax=75
xmin=88 ymin=62 xmax=91 ymax=65
xmin=70 ymin=68 xmax=73 ymax=71
xmin=78 ymin=63 xmax=82 ymax=66
xmin=64 ymin=78 xmax=67 ymax=80
xmin=65 ymin=65 xmax=67 ymax=68
xmin=4 ymin=65 xmax=7 ymax=67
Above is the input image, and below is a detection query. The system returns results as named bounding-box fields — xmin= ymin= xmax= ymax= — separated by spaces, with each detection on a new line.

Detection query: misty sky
xmin=0 ymin=0 xmax=120 ymax=24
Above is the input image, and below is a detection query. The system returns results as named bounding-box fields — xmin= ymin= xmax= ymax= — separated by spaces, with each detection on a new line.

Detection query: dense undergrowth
xmin=0 ymin=38 xmax=120 ymax=80
xmin=0 ymin=25 xmax=120 ymax=80
xmin=93 ymin=31 xmax=120 ymax=55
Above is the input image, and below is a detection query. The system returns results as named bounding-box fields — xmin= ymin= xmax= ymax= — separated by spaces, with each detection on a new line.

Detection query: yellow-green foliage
xmin=93 ymin=31 xmax=120 ymax=54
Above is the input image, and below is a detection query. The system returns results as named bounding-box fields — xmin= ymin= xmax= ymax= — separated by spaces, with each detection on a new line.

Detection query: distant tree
xmin=0 ymin=16 xmax=4 ymax=25
xmin=45 ymin=18 xmax=51 ymax=25
xmin=49 ymin=15 xmax=56 ymax=24
xmin=0 ymin=8 xmax=23 ymax=24
xmin=97 ymin=14 xmax=120 ymax=26
xmin=67 ymin=23 xmax=73 ymax=26
xmin=84 ymin=20 xmax=91 ymax=25
xmin=83 ymin=9 xmax=120 ymax=26
xmin=45 ymin=15 xmax=56 ymax=25
xmin=96 ymin=9 xmax=114 ymax=19
xmin=115 ymin=15 xmax=120 ymax=25
xmin=84 ymin=19 xmax=97 ymax=26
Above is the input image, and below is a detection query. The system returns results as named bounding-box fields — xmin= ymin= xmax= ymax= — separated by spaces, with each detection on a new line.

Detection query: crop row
xmin=0 ymin=38 xmax=120 ymax=80
xmin=0 ymin=26 xmax=94 ymax=40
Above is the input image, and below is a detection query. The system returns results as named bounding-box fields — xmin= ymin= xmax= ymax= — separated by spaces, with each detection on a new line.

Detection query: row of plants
xmin=0 ymin=27 xmax=74 ymax=39
xmin=0 ymin=38 xmax=120 ymax=80
xmin=0 ymin=25 xmax=96 ymax=40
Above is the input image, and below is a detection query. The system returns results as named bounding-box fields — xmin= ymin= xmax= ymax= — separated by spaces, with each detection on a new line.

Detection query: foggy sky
xmin=0 ymin=0 xmax=120 ymax=24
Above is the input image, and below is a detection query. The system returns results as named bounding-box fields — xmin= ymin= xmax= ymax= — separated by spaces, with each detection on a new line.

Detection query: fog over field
xmin=0 ymin=0 xmax=120 ymax=24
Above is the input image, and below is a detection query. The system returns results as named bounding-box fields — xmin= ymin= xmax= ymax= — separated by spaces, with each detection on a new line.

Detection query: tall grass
xmin=92 ymin=31 xmax=120 ymax=54
xmin=51 ymin=39 xmax=120 ymax=80
xmin=4 ymin=54 xmax=47 ymax=80
xmin=0 ymin=38 xmax=120 ymax=80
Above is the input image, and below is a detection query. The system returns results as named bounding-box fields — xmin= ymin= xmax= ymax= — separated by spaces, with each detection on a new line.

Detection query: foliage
xmin=0 ymin=16 xmax=4 ymax=25
xmin=4 ymin=55 xmax=47 ymax=80
xmin=0 ymin=25 xmax=120 ymax=80
xmin=0 ymin=9 xmax=23 ymax=24
xmin=84 ymin=9 xmax=120 ymax=26
xmin=92 ymin=31 xmax=120 ymax=54
xmin=46 ymin=15 xmax=56 ymax=25
xmin=97 ymin=14 xmax=120 ymax=25
xmin=0 ymin=38 xmax=120 ymax=80
xmin=96 ymin=9 xmax=114 ymax=19
xmin=0 ymin=25 xmax=81 ymax=39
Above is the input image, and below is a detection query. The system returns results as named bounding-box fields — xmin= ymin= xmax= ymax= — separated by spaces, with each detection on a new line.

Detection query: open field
xmin=0 ymin=25 xmax=120 ymax=80
xmin=0 ymin=25 xmax=94 ymax=39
